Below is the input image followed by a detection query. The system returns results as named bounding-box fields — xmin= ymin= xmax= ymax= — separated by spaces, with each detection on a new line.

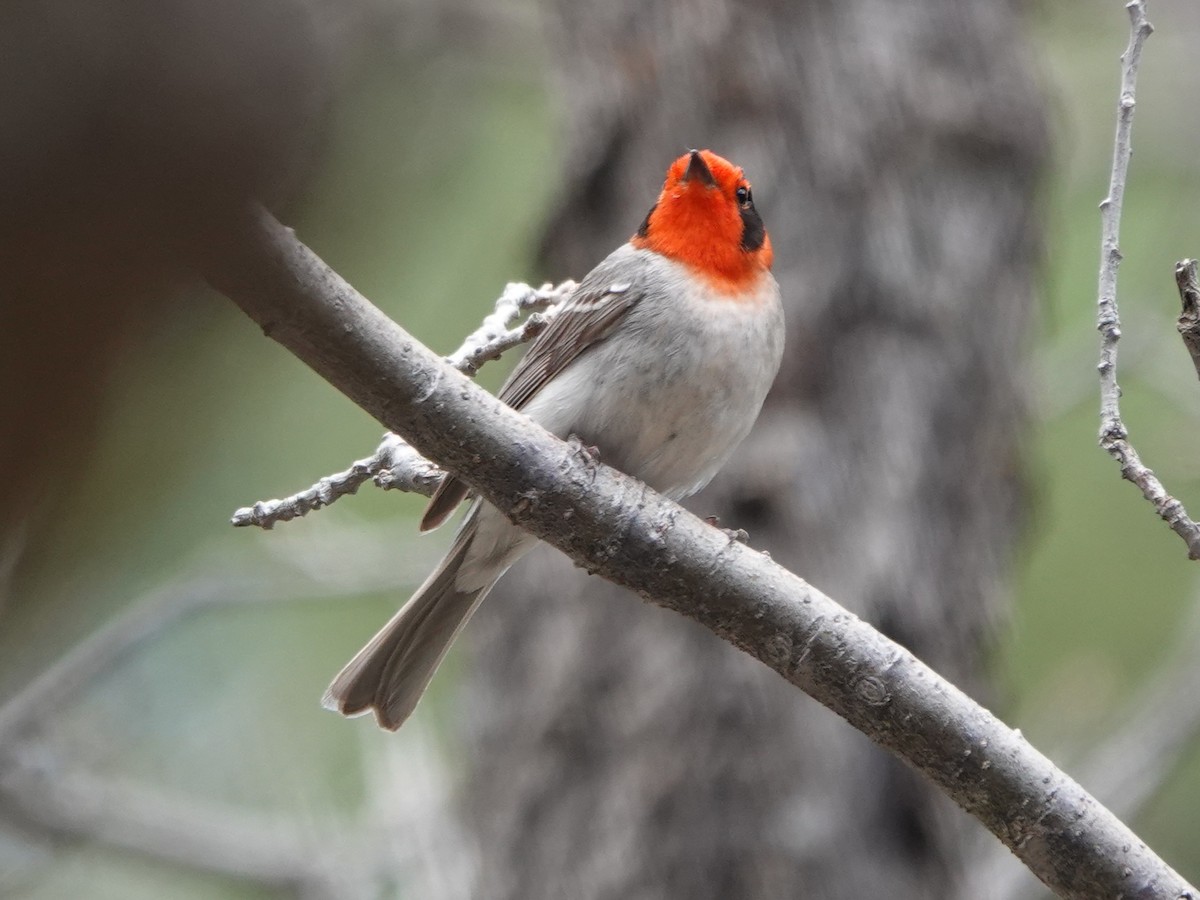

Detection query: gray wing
xmin=498 ymin=280 xmax=640 ymax=410
xmin=420 ymin=269 xmax=643 ymax=531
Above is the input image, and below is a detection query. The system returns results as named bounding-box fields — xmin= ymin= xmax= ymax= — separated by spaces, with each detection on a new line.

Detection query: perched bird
xmin=324 ymin=149 xmax=785 ymax=730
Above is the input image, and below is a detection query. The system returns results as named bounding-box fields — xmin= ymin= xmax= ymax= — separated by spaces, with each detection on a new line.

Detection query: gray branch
xmin=1175 ymin=259 xmax=1200 ymax=382
xmin=231 ymin=280 xmax=575 ymax=529
xmin=1095 ymin=2 xmax=1200 ymax=558
xmin=231 ymin=433 xmax=442 ymax=528
xmin=201 ymin=201 xmax=1197 ymax=900
xmin=444 ymin=279 xmax=575 ymax=376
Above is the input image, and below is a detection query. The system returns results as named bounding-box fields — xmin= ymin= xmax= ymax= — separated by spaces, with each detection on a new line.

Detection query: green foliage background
xmin=1009 ymin=1 xmax=1200 ymax=875
xmin=2 ymin=2 xmax=1198 ymax=896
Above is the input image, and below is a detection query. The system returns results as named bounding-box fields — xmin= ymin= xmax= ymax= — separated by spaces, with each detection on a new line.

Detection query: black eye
xmin=736 ymin=185 xmax=752 ymax=206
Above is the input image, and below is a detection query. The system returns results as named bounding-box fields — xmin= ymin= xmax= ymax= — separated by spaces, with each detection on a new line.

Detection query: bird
xmin=323 ymin=149 xmax=785 ymax=730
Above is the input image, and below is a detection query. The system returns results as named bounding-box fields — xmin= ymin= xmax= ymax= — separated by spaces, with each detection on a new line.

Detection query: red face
xmin=632 ymin=149 xmax=773 ymax=292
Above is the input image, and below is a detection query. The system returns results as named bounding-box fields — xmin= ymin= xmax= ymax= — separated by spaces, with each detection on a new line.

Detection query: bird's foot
xmin=567 ymin=434 xmax=602 ymax=468
xmin=704 ymin=515 xmax=749 ymax=545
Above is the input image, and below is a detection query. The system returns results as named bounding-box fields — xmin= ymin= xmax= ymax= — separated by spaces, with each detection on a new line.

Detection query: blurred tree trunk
xmin=461 ymin=1 xmax=1047 ymax=897
xmin=0 ymin=0 xmax=328 ymax=539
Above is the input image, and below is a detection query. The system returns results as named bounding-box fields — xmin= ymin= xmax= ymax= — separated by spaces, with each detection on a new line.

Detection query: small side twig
xmin=1094 ymin=3 xmax=1200 ymax=558
xmin=231 ymin=433 xmax=442 ymax=528
xmin=1175 ymin=259 xmax=1200 ymax=382
xmin=446 ymin=280 xmax=575 ymax=375
xmin=232 ymin=280 xmax=575 ymax=529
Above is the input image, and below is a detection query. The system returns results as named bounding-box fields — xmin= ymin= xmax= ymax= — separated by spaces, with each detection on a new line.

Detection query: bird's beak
xmin=682 ymin=150 xmax=716 ymax=187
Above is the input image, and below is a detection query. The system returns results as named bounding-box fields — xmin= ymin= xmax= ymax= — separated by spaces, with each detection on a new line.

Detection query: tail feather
xmin=323 ymin=519 xmax=492 ymax=731
xmin=420 ymin=474 xmax=470 ymax=532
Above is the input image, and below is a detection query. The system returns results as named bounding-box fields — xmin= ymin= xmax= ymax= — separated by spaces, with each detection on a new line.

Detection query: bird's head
xmin=631 ymin=149 xmax=773 ymax=292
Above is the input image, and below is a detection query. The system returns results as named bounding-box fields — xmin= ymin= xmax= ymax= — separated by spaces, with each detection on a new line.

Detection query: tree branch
xmin=1094 ymin=2 xmax=1200 ymax=559
xmin=231 ymin=280 xmax=575 ymax=529
xmin=1176 ymin=259 xmax=1200 ymax=382
xmin=200 ymin=202 xmax=1196 ymax=900
xmin=231 ymin=432 xmax=442 ymax=528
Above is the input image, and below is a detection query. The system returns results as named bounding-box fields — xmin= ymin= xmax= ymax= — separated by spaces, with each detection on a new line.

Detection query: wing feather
xmin=498 ymin=281 xmax=637 ymax=410
xmin=420 ymin=276 xmax=642 ymax=531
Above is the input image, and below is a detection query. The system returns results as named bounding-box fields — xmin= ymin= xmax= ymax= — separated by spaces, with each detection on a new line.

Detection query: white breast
xmin=522 ymin=249 xmax=784 ymax=500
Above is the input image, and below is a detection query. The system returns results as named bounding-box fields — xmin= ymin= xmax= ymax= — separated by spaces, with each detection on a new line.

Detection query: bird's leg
xmin=567 ymin=433 xmax=602 ymax=468
xmin=704 ymin=515 xmax=749 ymax=545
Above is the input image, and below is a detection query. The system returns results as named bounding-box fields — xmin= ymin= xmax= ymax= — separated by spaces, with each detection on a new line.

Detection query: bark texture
xmin=462 ymin=1 xmax=1048 ymax=897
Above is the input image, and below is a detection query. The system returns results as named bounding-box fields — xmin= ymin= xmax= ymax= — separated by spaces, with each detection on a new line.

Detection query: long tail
xmin=323 ymin=507 xmax=519 ymax=730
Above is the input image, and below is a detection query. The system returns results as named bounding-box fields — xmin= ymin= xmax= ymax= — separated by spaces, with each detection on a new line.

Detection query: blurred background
xmin=0 ymin=0 xmax=1198 ymax=897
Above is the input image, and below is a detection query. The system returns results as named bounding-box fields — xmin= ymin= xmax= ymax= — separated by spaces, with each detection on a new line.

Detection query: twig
xmin=231 ymin=433 xmax=442 ymax=528
xmin=1036 ymin=307 xmax=1180 ymax=422
xmin=445 ymin=280 xmax=574 ymax=376
xmin=201 ymin=201 xmax=1197 ymax=900
xmin=1176 ymin=259 xmax=1200 ymax=382
xmin=1094 ymin=2 xmax=1200 ymax=558
xmin=231 ymin=280 xmax=575 ymax=529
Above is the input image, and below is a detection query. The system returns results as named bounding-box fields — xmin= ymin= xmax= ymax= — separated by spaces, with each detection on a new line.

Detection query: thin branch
xmin=1176 ymin=259 xmax=1200 ymax=382
xmin=200 ymin=202 xmax=1198 ymax=900
xmin=1094 ymin=3 xmax=1200 ymax=558
xmin=1036 ymin=306 xmax=1181 ymax=422
xmin=231 ymin=433 xmax=442 ymax=528
xmin=1054 ymin=29 xmax=1200 ymax=852
xmin=445 ymin=280 xmax=575 ymax=376
xmin=1096 ymin=0 xmax=1151 ymax=425
xmin=231 ymin=280 xmax=575 ymax=529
